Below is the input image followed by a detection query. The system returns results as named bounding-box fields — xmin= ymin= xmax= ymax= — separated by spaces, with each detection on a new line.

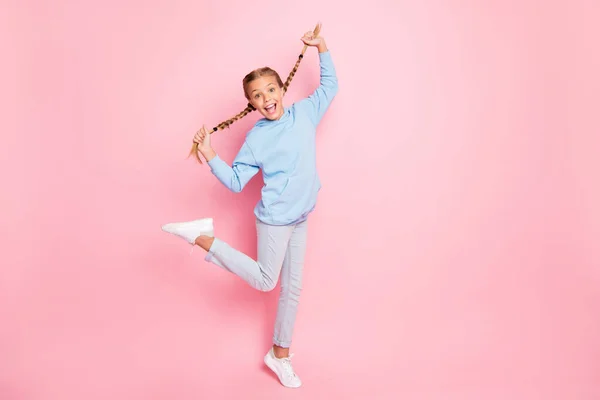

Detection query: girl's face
xmin=246 ymin=76 xmax=285 ymax=120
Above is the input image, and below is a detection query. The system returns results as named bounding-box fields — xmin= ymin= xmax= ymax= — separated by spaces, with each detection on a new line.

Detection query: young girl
xmin=161 ymin=29 xmax=338 ymax=388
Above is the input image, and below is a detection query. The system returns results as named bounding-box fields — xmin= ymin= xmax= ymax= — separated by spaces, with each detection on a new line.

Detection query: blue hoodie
xmin=207 ymin=50 xmax=339 ymax=225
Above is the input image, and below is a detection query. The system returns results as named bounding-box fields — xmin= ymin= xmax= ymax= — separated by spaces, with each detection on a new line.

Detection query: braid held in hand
xmin=283 ymin=22 xmax=321 ymax=94
xmin=188 ymin=103 xmax=255 ymax=162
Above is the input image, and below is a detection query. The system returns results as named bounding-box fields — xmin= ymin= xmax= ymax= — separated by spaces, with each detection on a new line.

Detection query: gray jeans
xmin=205 ymin=218 xmax=308 ymax=348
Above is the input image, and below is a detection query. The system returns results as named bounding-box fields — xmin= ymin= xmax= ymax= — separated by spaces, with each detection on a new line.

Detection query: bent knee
xmin=259 ymin=280 xmax=277 ymax=292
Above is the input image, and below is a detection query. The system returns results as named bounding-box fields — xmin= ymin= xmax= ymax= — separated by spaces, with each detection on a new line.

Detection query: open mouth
xmin=264 ymin=103 xmax=277 ymax=115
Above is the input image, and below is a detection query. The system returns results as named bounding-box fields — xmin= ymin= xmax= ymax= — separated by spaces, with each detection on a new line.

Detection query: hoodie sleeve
xmin=207 ymin=140 xmax=259 ymax=193
xmin=298 ymin=50 xmax=339 ymax=126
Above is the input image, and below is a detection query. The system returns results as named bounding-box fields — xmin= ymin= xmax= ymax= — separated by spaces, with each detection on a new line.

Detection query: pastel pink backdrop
xmin=1 ymin=0 xmax=599 ymax=399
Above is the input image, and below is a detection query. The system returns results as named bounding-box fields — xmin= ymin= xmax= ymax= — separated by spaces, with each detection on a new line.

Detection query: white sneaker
xmin=264 ymin=348 xmax=302 ymax=388
xmin=161 ymin=218 xmax=214 ymax=244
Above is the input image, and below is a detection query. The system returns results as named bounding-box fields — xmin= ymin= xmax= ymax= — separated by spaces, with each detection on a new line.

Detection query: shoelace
xmin=280 ymin=354 xmax=297 ymax=378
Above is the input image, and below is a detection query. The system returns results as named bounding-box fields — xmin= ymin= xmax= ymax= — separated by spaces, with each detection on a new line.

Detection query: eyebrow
xmin=251 ymin=83 xmax=276 ymax=94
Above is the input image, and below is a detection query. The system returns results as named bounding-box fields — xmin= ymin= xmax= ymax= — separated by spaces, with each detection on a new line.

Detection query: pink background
xmin=2 ymin=0 xmax=599 ymax=399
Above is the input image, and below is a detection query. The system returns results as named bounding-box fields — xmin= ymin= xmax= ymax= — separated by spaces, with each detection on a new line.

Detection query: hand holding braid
xmin=189 ymin=22 xmax=322 ymax=164
xmin=193 ymin=125 xmax=216 ymax=160
xmin=187 ymin=103 xmax=256 ymax=163
xmin=283 ymin=22 xmax=322 ymax=94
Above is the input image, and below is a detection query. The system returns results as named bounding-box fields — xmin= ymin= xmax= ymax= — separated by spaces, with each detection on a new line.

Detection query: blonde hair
xmin=189 ymin=23 xmax=321 ymax=163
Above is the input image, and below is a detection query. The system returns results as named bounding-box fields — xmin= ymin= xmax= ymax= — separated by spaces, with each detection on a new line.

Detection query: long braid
xmin=216 ymin=103 xmax=256 ymax=130
xmin=189 ymin=22 xmax=322 ymax=164
xmin=284 ymin=22 xmax=321 ymax=93
xmin=188 ymin=103 xmax=256 ymax=163
xmin=283 ymin=54 xmax=304 ymax=94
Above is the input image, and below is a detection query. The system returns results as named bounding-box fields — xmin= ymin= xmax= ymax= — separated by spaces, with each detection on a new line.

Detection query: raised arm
xmin=298 ymin=34 xmax=339 ymax=125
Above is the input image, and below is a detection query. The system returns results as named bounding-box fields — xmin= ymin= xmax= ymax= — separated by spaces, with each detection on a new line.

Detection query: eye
xmin=254 ymin=93 xmax=260 ymax=99
xmin=269 ymin=87 xmax=275 ymax=92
